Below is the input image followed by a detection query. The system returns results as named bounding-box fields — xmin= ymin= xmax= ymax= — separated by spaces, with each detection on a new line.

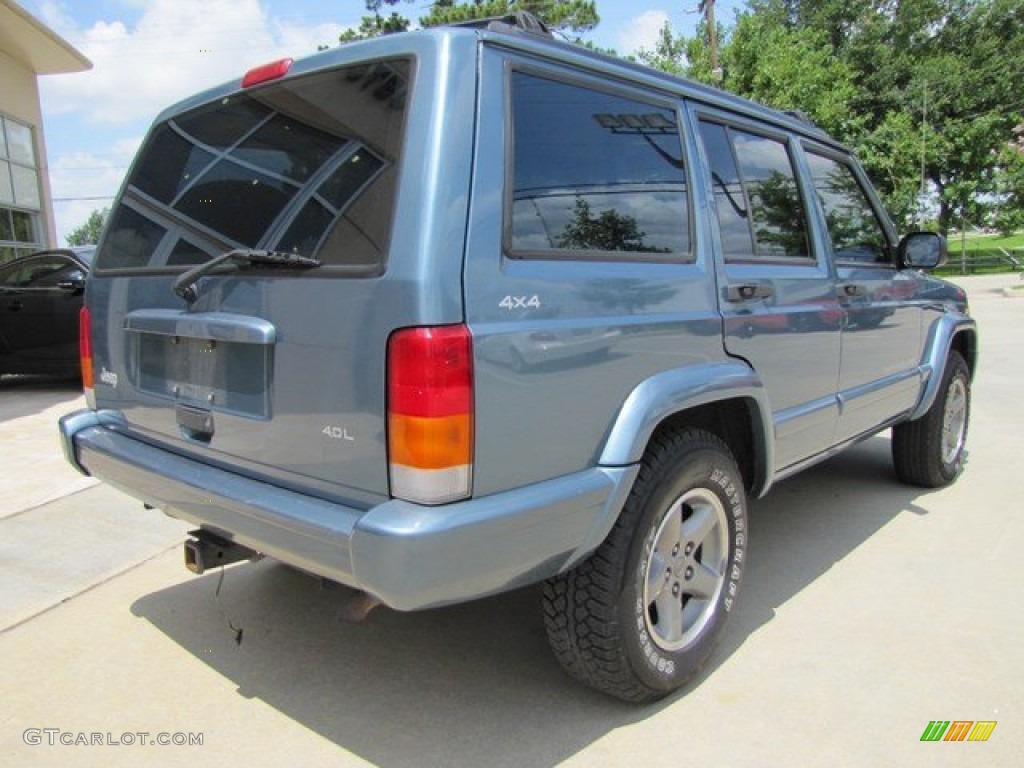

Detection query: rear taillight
xmin=387 ymin=325 xmax=473 ymax=505
xmin=79 ymin=306 xmax=95 ymax=407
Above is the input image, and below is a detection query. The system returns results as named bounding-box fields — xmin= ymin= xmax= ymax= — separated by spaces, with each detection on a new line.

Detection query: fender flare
xmin=598 ymin=361 xmax=775 ymax=497
xmin=909 ymin=313 xmax=977 ymax=421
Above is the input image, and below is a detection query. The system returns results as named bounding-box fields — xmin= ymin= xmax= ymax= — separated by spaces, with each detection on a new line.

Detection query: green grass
xmin=936 ymin=231 xmax=1024 ymax=275
xmin=951 ymin=232 xmax=1024 ymax=253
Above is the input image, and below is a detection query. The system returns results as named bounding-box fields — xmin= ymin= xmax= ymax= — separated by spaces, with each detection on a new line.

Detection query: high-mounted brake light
xmin=241 ymin=57 xmax=293 ymax=88
xmin=387 ymin=325 xmax=473 ymax=505
xmin=79 ymin=306 xmax=96 ymax=408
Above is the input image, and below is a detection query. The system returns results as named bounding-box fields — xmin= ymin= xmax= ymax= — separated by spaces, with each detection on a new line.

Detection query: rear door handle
xmin=724 ymin=283 xmax=774 ymax=302
xmin=837 ymin=282 xmax=867 ymax=298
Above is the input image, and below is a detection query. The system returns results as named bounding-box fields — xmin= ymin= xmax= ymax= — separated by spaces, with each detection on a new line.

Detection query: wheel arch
xmin=598 ymin=362 xmax=774 ymax=499
xmin=910 ymin=314 xmax=977 ymax=421
xmin=950 ymin=327 xmax=977 ymax=380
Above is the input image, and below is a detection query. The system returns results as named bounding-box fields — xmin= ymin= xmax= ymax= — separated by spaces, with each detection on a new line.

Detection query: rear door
xmin=462 ymin=50 xmax=721 ymax=496
xmin=801 ymin=146 xmax=923 ymax=442
xmin=88 ymin=59 xmax=414 ymax=505
xmin=694 ymin=114 xmax=842 ymax=471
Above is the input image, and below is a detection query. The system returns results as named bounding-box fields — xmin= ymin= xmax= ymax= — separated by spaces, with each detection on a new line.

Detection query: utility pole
xmin=920 ymin=81 xmax=928 ymax=226
xmin=701 ymin=0 xmax=723 ymax=87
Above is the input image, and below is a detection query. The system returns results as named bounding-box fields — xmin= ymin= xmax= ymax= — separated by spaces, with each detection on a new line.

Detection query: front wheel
xmin=542 ymin=428 xmax=747 ymax=702
xmin=892 ymin=349 xmax=970 ymax=487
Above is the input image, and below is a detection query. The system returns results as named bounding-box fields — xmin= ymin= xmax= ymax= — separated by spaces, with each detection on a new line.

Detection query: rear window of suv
xmin=96 ymin=59 xmax=410 ymax=273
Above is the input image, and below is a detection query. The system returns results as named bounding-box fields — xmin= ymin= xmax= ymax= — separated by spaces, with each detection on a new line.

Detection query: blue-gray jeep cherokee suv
xmin=60 ymin=16 xmax=976 ymax=702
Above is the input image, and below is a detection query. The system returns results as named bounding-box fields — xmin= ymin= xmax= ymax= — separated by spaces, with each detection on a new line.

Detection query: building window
xmin=0 ymin=115 xmax=43 ymax=265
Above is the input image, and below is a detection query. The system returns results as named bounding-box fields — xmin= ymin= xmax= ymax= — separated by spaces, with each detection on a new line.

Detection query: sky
xmin=19 ymin=0 xmax=740 ymax=245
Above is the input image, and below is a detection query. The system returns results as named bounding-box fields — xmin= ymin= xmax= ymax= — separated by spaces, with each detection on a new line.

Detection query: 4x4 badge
xmin=499 ymin=295 xmax=541 ymax=310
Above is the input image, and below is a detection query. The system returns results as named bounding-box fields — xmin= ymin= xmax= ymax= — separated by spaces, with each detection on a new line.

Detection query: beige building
xmin=0 ymin=0 xmax=90 ymax=264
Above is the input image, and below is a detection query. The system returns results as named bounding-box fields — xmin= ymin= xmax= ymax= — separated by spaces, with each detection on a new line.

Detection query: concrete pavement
xmin=0 ymin=379 xmax=188 ymax=630
xmin=0 ymin=274 xmax=1021 ymax=766
xmin=0 ymin=380 xmax=94 ymax=518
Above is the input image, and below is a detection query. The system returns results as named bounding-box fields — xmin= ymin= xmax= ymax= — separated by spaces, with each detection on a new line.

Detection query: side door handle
xmin=724 ymin=283 xmax=774 ymax=302
xmin=837 ymin=282 xmax=867 ymax=298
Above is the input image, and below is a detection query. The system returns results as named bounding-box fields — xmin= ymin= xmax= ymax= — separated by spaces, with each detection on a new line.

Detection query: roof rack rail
xmin=783 ymin=109 xmax=817 ymax=127
xmin=448 ymin=11 xmax=553 ymax=38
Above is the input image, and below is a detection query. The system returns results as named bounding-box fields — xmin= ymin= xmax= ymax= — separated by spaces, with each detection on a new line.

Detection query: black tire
xmin=892 ymin=350 xmax=970 ymax=488
xmin=542 ymin=428 xmax=747 ymax=702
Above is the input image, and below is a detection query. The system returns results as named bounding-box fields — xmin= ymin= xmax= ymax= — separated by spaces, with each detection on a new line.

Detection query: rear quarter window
xmin=96 ymin=60 xmax=410 ymax=273
xmin=508 ymin=71 xmax=692 ymax=261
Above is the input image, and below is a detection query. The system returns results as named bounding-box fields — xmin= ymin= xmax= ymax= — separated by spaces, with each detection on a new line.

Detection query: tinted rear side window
xmin=509 ymin=71 xmax=691 ymax=260
xmin=97 ymin=60 xmax=410 ymax=272
xmin=699 ymin=120 xmax=811 ymax=262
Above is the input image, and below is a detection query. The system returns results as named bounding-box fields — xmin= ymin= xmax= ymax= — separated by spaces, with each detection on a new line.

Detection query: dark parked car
xmin=0 ymin=246 xmax=94 ymax=377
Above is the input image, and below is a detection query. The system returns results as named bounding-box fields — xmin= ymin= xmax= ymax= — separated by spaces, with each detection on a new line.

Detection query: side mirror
xmin=898 ymin=232 xmax=947 ymax=270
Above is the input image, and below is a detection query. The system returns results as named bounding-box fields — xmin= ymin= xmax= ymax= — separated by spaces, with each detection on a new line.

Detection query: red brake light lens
xmin=389 ymin=326 xmax=473 ymax=418
xmin=241 ymin=58 xmax=293 ymax=88
xmin=387 ymin=325 xmax=474 ymax=504
xmin=79 ymin=306 xmax=94 ymax=393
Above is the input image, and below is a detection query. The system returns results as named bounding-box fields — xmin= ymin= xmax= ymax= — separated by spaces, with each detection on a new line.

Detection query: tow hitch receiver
xmin=184 ymin=530 xmax=260 ymax=574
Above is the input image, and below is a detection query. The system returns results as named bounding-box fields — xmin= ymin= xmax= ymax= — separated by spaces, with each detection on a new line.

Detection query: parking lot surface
xmin=1 ymin=274 xmax=1021 ymax=767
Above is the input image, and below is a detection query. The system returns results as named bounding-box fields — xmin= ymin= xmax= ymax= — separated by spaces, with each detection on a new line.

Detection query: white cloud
xmin=37 ymin=0 xmax=350 ymax=126
xmin=36 ymin=1 xmax=76 ymax=36
xmin=31 ymin=0 xmax=355 ymax=243
xmin=618 ymin=10 xmax=669 ymax=56
xmin=47 ymin=139 xmax=141 ymax=244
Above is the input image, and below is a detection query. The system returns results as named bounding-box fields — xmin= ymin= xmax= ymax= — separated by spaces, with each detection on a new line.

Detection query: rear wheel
xmin=892 ymin=350 xmax=970 ymax=487
xmin=542 ymin=428 xmax=747 ymax=702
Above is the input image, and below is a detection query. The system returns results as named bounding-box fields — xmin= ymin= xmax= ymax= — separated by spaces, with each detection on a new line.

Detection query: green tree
xmin=726 ymin=13 xmax=858 ymax=137
xmin=635 ymin=19 xmax=722 ymax=85
xmin=342 ymin=0 xmax=599 ymax=44
xmin=555 ymin=198 xmax=666 ymax=253
xmin=836 ymin=0 xmax=1022 ymax=231
xmin=644 ymin=0 xmax=1024 ymax=234
xmin=66 ymin=208 xmax=108 ymax=246
xmin=748 ymin=172 xmax=811 ymax=256
xmin=635 ymin=22 xmax=688 ymax=77
xmin=338 ymin=12 xmax=410 ymax=43
xmin=421 ymin=0 xmax=598 ymax=36
xmin=994 ymin=141 xmax=1024 ymax=236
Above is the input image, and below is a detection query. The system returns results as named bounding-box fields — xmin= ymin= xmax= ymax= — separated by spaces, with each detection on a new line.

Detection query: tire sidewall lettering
xmin=628 ymin=452 xmax=747 ymax=687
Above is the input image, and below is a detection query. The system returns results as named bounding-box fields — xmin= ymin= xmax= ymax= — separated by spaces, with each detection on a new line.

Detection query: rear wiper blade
xmin=173 ymin=248 xmax=320 ymax=303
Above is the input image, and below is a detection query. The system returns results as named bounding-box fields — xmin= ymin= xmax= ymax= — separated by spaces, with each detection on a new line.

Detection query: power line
xmin=50 ymin=166 xmax=129 ymax=172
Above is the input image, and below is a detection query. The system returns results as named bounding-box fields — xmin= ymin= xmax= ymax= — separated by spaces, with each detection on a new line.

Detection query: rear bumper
xmin=59 ymin=409 xmax=637 ymax=610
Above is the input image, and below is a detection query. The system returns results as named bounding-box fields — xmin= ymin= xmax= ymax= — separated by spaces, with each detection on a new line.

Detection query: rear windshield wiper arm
xmin=173 ymin=248 xmax=321 ymax=303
